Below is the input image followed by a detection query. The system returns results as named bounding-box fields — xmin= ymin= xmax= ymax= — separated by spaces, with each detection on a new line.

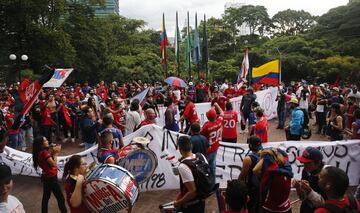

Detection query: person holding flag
xmin=237 ymin=49 xmax=249 ymax=86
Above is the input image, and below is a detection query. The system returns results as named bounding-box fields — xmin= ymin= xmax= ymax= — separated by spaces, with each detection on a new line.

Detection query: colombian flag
xmin=252 ymin=59 xmax=280 ymax=86
xmin=160 ymin=13 xmax=169 ymax=65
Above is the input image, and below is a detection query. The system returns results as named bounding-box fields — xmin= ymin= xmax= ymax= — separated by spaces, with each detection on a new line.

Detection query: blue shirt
xmin=99 ymin=127 xmax=123 ymax=149
xmin=80 ymin=118 xmax=99 ymax=144
xmin=290 ymin=107 xmax=304 ymax=135
xmin=97 ymin=148 xmax=119 ymax=164
xmin=190 ymin=134 xmax=209 ymax=157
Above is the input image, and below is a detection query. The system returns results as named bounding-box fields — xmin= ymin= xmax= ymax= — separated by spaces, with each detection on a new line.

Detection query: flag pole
xmin=204 ymin=14 xmax=209 ymax=81
xmin=176 ymin=11 xmax=180 ymax=77
xmin=163 ymin=13 xmax=168 ymax=77
xmin=187 ymin=11 xmax=191 ymax=80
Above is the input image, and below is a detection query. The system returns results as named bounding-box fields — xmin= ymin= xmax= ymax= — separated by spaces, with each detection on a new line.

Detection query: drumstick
xmin=291 ymin=199 xmax=301 ymax=205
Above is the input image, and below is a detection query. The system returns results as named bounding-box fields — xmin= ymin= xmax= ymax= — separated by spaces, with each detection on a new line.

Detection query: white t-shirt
xmin=220 ymin=83 xmax=228 ymax=92
xmin=0 ymin=195 xmax=25 ymax=213
xmin=173 ymin=90 xmax=181 ymax=102
xmin=125 ymin=110 xmax=141 ymax=136
xmin=178 ymin=154 xmax=208 ymax=183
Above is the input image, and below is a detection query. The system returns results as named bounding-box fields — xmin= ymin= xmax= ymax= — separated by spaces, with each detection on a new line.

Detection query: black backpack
xmin=182 ymin=153 xmax=218 ymax=199
xmin=319 ymin=194 xmax=359 ymax=213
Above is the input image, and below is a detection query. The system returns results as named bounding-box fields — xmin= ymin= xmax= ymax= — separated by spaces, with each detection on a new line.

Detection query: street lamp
xmin=9 ymin=53 xmax=28 ymax=82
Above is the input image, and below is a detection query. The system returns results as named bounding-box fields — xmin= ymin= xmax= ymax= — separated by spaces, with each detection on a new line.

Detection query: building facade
xmin=93 ymin=0 xmax=119 ymax=16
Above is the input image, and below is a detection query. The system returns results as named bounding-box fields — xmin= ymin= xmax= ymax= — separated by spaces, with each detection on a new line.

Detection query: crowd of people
xmin=0 ymin=77 xmax=360 ymax=213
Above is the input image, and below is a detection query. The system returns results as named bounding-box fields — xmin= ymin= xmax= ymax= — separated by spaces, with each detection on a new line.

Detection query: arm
xmin=174 ymin=181 xmax=197 ymax=207
xmin=239 ymin=156 xmax=252 ymax=180
xmin=105 ymin=156 xmax=115 ymax=164
xmin=165 ymin=109 xmax=173 ymax=127
xmin=331 ymin=116 xmax=343 ymax=130
xmin=213 ymin=102 xmax=224 ymax=116
xmin=253 ymin=158 xmax=264 ymax=177
xmin=351 ymin=122 xmax=358 ymax=139
xmin=69 ymin=175 xmax=85 ymax=208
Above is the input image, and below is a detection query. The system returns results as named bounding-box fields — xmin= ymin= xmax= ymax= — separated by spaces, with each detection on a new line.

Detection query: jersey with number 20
xmin=200 ymin=116 xmax=223 ymax=154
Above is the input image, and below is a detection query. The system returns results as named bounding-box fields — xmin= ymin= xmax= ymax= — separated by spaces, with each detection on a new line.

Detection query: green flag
xmin=175 ymin=11 xmax=181 ymax=65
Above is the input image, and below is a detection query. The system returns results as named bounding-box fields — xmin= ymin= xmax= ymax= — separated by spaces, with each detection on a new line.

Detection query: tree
xmin=271 ymin=9 xmax=316 ymax=36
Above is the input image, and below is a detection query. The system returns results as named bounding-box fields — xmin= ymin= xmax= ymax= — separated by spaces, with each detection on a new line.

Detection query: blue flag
xmin=193 ymin=13 xmax=200 ymax=64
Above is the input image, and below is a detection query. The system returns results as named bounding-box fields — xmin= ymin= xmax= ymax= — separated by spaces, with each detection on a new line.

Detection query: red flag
xmin=12 ymin=68 xmax=55 ymax=129
xmin=333 ymin=76 xmax=340 ymax=87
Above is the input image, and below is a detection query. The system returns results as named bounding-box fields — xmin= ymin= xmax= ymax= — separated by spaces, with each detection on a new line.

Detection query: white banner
xmin=43 ymin=68 xmax=74 ymax=88
xmin=155 ymin=87 xmax=279 ymax=126
xmin=1 ymin=125 xmax=360 ymax=191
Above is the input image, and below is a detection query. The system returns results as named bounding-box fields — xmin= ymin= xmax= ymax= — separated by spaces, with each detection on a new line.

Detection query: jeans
xmin=241 ymin=111 xmax=251 ymax=131
xmin=277 ymin=108 xmax=286 ymax=128
xmin=207 ymin=151 xmax=217 ymax=179
xmin=21 ymin=127 xmax=34 ymax=144
xmin=85 ymin=142 xmax=96 ymax=151
xmin=41 ymin=176 xmax=67 ymax=213
xmin=9 ymin=133 xmax=25 ymax=149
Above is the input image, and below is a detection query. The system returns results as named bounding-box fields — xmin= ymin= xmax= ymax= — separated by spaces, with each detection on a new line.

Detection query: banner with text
xmin=155 ymin=87 xmax=278 ymax=126
xmin=1 ymin=125 xmax=360 ymax=191
xmin=43 ymin=68 xmax=74 ymax=88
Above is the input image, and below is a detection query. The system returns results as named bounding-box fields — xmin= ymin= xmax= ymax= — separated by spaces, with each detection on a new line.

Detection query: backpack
xmin=182 ymin=153 xmax=217 ymax=199
xmin=319 ymin=194 xmax=359 ymax=213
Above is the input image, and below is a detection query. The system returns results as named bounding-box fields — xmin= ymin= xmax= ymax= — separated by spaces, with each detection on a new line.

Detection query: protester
xmin=253 ymin=148 xmax=293 ymax=213
xmin=125 ymin=100 xmax=141 ymax=136
xmin=200 ymin=103 xmax=223 ymax=178
xmin=63 ymin=155 xmax=89 ymax=213
xmin=140 ymin=108 xmax=156 ymax=127
xmin=240 ymin=88 xmax=256 ymax=134
xmin=6 ymin=104 xmax=25 ymax=150
xmin=327 ymin=103 xmax=344 ymax=141
xmin=315 ymin=166 xmax=360 ymax=212
xmin=164 ymin=97 xmax=179 ymax=132
xmin=222 ymin=102 xmax=238 ymax=143
xmin=222 ymin=180 xmax=249 ymax=213
xmin=238 ymin=135 xmax=262 ymax=213
xmin=0 ymin=127 xmax=7 ymax=157
xmin=275 ymin=86 xmax=286 ymax=129
xmin=97 ymin=131 xmax=119 ymax=164
xmin=253 ymin=107 xmax=268 ymax=143
xmin=0 ymin=163 xmax=25 ymax=213
xmin=179 ymin=96 xmax=199 ymax=134
xmin=32 ymin=136 xmax=67 ymax=213
xmin=350 ymin=109 xmax=360 ymax=139
xmin=294 ymin=147 xmax=326 ymax=212
xmin=99 ymin=113 xmax=124 ymax=149
xmin=189 ymin=123 xmax=209 ymax=156
xmin=174 ymin=136 xmax=206 ymax=213
xmin=80 ymin=106 xmax=101 ymax=150
xmin=285 ymin=98 xmax=304 ymax=141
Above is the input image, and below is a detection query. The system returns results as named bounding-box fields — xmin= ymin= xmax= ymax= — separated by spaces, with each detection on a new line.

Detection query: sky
xmin=118 ymin=0 xmax=349 ymax=37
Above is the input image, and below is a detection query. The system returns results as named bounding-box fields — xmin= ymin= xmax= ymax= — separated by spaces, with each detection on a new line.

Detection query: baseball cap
xmin=296 ymin=147 xmax=323 ymax=163
xmin=290 ymin=97 xmax=299 ymax=104
xmin=206 ymin=109 xmax=217 ymax=121
xmin=189 ymin=82 xmax=193 ymax=86
xmin=0 ymin=163 xmax=12 ymax=184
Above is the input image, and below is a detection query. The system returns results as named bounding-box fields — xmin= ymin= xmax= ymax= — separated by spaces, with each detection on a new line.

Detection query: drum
xmin=83 ymin=164 xmax=139 ymax=213
xmin=117 ymin=144 xmax=157 ymax=185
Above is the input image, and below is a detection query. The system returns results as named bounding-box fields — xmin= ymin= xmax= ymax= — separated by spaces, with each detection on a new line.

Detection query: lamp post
xmin=9 ymin=54 xmax=28 ymax=82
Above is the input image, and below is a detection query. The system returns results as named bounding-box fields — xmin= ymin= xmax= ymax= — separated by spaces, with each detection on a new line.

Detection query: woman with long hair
xmin=63 ymin=155 xmax=89 ymax=212
xmin=32 ymin=136 xmax=67 ymax=213
xmin=328 ymin=103 xmax=344 ymax=141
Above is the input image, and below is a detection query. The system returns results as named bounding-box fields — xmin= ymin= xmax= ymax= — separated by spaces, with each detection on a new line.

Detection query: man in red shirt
xmin=200 ymin=103 xmax=224 ymax=178
xmin=180 ymin=96 xmax=199 ymax=134
xmin=235 ymin=84 xmax=247 ymax=97
xmin=315 ymin=166 xmax=360 ymax=213
xmin=224 ymin=82 xmax=236 ymax=99
xmin=222 ymin=102 xmax=238 ymax=143
xmin=5 ymin=105 xmax=24 ymax=150
xmin=253 ymin=107 xmax=268 ymax=143
xmin=211 ymin=90 xmax=226 ymax=111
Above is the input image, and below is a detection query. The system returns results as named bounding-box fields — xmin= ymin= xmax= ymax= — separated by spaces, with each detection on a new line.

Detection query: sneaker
xmin=21 ymin=147 xmax=27 ymax=151
xmin=79 ymin=143 xmax=85 ymax=147
xmin=71 ymin=138 xmax=75 ymax=143
xmin=62 ymin=138 xmax=67 ymax=143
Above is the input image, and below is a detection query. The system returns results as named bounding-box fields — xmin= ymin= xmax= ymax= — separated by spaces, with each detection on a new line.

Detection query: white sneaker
xmin=71 ymin=138 xmax=75 ymax=143
xmin=21 ymin=147 xmax=27 ymax=151
xmin=79 ymin=143 xmax=85 ymax=147
xmin=62 ymin=138 xmax=67 ymax=143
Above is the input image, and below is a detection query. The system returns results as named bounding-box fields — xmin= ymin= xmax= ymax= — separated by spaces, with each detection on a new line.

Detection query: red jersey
xmin=211 ymin=96 xmax=227 ymax=111
xmin=183 ymin=102 xmax=199 ymax=124
xmin=236 ymin=88 xmax=247 ymax=97
xmin=314 ymin=195 xmax=360 ymax=213
xmin=38 ymin=149 xmax=58 ymax=178
xmin=42 ymin=107 xmax=53 ymax=126
xmin=222 ymin=111 xmax=238 ymax=139
xmin=254 ymin=117 xmax=268 ymax=143
xmin=65 ymin=176 xmax=90 ymax=213
xmin=140 ymin=119 xmax=155 ymax=127
xmin=224 ymin=87 xmax=236 ymax=99
xmin=201 ymin=116 xmax=223 ymax=154
xmin=262 ymin=175 xmax=291 ymax=212
xmin=5 ymin=112 xmax=19 ymax=135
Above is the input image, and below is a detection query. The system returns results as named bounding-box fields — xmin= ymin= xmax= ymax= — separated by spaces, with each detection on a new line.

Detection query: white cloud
xmin=118 ymin=0 xmax=348 ymax=37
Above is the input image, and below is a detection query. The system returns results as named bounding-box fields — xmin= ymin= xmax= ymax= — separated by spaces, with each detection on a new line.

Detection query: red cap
xmin=206 ymin=109 xmax=217 ymax=121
